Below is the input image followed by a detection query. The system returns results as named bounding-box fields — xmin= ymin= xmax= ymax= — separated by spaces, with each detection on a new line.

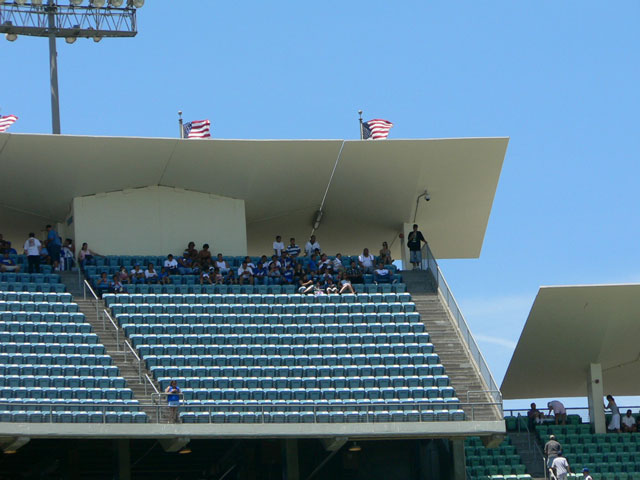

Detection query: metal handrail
xmin=143 ymin=373 xmax=159 ymax=396
xmin=101 ymin=309 xmax=120 ymax=350
xmin=123 ymin=339 xmax=141 ymax=381
xmin=83 ymin=279 xmax=100 ymax=320
xmin=422 ymin=243 xmax=502 ymax=409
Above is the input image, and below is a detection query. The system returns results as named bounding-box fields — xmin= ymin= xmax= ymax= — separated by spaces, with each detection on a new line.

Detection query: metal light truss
xmin=0 ymin=2 xmax=137 ymax=38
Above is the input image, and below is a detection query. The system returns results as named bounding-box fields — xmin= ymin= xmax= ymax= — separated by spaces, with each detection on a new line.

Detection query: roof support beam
xmin=587 ymin=363 xmax=606 ymax=434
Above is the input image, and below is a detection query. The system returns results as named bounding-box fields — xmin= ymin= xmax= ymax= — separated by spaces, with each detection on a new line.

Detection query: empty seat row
xmin=0 ymin=410 xmax=147 ymax=423
xmin=0 ymin=321 xmax=91 ymax=334
xmin=112 ymin=302 xmax=415 ymax=316
xmin=179 ymin=409 xmax=464 ymax=424
xmin=0 ymin=301 xmax=79 ymax=313
xmin=125 ymin=322 xmax=424 ymax=337
xmin=105 ymin=292 xmax=412 ymax=306
xmin=0 ymin=364 xmax=119 ymax=376
xmin=0 ymin=312 xmax=85 ymax=323
xmin=0 ymin=292 xmax=72 ymax=303
xmin=156 ymin=375 xmax=450 ymax=390
xmin=138 ymin=342 xmax=434 ymax=358
xmin=149 ymin=364 xmax=446 ymax=379
xmin=0 ymin=375 xmax=126 ymax=388
xmin=116 ymin=283 xmax=406 ymax=295
xmin=0 ymin=398 xmax=139 ymax=410
xmin=467 ymin=455 xmax=524 ymax=467
xmin=0 ymin=273 xmax=60 ymax=283
xmin=0 ymin=353 xmax=111 ymax=365
xmin=0 ymin=333 xmax=98 ymax=344
xmin=117 ymin=312 xmax=420 ymax=326
xmin=0 ymin=387 xmax=134 ymax=400
xmin=0 ymin=283 xmax=66 ymax=293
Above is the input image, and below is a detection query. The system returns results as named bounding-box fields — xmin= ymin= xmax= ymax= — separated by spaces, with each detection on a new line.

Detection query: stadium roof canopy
xmin=0 ymin=134 xmax=508 ymax=258
xmin=501 ymin=284 xmax=640 ymax=399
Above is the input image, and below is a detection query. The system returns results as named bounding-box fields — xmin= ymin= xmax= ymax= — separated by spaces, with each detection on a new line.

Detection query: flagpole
xmin=358 ymin=110 xmax=364 ymax=140
xmin=178 ymin=111 xmax=184 ymax=139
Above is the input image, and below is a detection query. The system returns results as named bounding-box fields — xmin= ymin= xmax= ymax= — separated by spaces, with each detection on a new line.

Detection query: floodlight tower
xmin=0 ymin=0 xmax=143 ymax=134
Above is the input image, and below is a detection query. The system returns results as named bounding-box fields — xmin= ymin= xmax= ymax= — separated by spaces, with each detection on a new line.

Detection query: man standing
xmin=551 ymin=454 xmax=571 ymax=480
xmin=305 ymin=235 xmax=320 ymax=257
xmin=406 ymin=224 xmax=426 ymax=270
xmin=45 ymin=225 xmax=62 ymax=267
xmin=23 ymin=233 xmax=42 ymax=273
xmin=544 ymin=434 xmax=562 ymax=470
xmin=547 ymin=400 xmax=567 ymax=425
xmin=273 ymin=235 xmax=285 ymax=256
xmin=286 ymin=238 xmax=301 ymax=258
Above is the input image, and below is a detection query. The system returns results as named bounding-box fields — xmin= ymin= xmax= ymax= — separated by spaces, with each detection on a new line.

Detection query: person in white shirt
xmin=551 ymin=455 xmax=571 ymax=480
xmin=582 ymin=467 xmax=593 ymax=480
xmin=605 ymin=394 xmax=621 ymax=433
xmin=547 ymin=400 xmax=566 ymax=425
xmin=332 ymin=253 xmax=345 ymax=273
xmin=622 ymin=409 xmax=637 ymax=432
xmin=237 ymin=261 xmax=254 ymax=285
xmin=358 ymin=248 xmax=375 ymax=273
xmin=164 ymin=254 xmax=179 ymax=274
xmin=23 ymin=232 xmax=42 ymax=273
xmin=273 ymin=236 xmax=285 ymax=256
xmin=130 ymin=265 xmax=145 ymax=284
xmin=144 ymin=263 xmax=159 ymax=284
xmin=214 ymin=254 xmax=230 ymax=275
xmin=304 ymin=235 xmax=320 ymax=257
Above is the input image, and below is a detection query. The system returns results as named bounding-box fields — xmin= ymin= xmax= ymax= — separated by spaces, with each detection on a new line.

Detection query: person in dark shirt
xmin=0 ymin=253 xmax=20 ymax=272
xmin=346 ymin=261 xmax=364 ymax=284
xmin=406 ymin=224 xmax=426 ymax=270
xmin=527 ymin=402 xmax=543 ymax=430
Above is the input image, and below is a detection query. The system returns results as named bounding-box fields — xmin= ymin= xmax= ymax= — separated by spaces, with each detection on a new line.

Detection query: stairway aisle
xmin=508 ymin=431 xmax=546 ymax=479
xmin=59 ymin=272 xmax=166 ymax=422
xmin=405 ymin=274 xmax=502 ymax=422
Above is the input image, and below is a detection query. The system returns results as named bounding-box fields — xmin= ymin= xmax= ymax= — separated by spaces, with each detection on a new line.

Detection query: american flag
xmin=183 ymin=119 xmax=211 ymax=139
xmin=362 ymin=119 xmax=393 ymax=140
xmin=0 ymin=115 xmax=18 ymax=133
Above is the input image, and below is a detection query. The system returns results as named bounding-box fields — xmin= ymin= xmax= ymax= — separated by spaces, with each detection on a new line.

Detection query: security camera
xmin=424 ymin=193 xmax=430 ymax=202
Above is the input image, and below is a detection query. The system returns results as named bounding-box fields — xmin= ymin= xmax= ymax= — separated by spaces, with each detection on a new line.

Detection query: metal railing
xmin=82 ymin=279 xmax=101 ymax=320
xmin=0 ymin=399 xmax=502 ymax=425
xmin=123 ymin=339 xmax=142 ymax=382
xmin=101 ymin=308 xmax=120 ymax=348
xmin=421 ymin=243 xmax=502 ymax=408
xmin=143 ymin=373 xmax=159 ymax=397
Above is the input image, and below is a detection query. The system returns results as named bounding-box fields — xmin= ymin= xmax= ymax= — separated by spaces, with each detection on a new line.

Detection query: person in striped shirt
xmin=286 ymin=238 xmax=301 ymax=257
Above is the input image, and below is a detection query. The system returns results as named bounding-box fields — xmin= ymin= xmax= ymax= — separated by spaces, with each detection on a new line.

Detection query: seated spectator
xmin=286 ymin=237 xmax=301 ymax=257
xmin=267 ymin=255 xmax=282 ymax=270
xmin=282 ymin=264 xmax=295 ymax=284
xmin=178 ymin=254 xmax=197 ymax=275
xmin=130 ymin=265 xmax=145 ymax=284
xmin=547 ymin=400 xmax=567 ymax=425
xmin=198 ymin=244 xmax=212 ymax=268
xmin=325 ymin=278 xmax=338 ymax=294
xmin=373 ymin=263 xmax=392 ymax=284
xmin=292 ymin=263 xmax=305 ymax=284
xmin=237 ymin=261 xmax=254 ymax=285
xmin=61 ymin=239 xmax=75 ymax=271
xmin=314 ymin=281 xmax=326 ymax=296
xmin=622 ymin=410 xmax=637 ymax=433
xmin=306 ymin=254 xmax=318 ymax=274
xmin=267 ymin=262 xmax=282 ymax=285
xmin=379 ymin=241 xmax=393 ymax=265
xmin=144 ymin=263 xmax=159 ymax=284
xmin=527 ymin=402 xmax=543 ymax=430
xmin=298 ymin=276 xmax=314 ymax=294
xmin=112 ymin=274 xmax=124 ymax=294
xmin=332 ymin=253 xmax=346 ymax=273
xmin=243 ymin=256 xmax=257 ymax=269
xmin=305 ymin=235 xmax=320 ymax=257
xmin=3 ymin=242 xmax=17 ymax=255
xmin=346 ymin=260 xmax=364 ymax=284
xmin=253 ymin=261 xmax=268 ymax=284
xmin=318 ymin=253 xmax=332 ymax=273
xmin=200 ymin=268 xmax=213 ymax=285
xmin=0 ymin=253 xmax=20 ymax=272
xmin=117 ymin=266 xmax=131 ymax=284
xmin=280 ymin=251 xmax=293 ymax=269
xmin=158 ymin=267 xmax=172 ymax=285
xmin=164 ymin=254 xmax=179 ymax=274
xmin=214 ymin=254 xmax=230 ymax=275
xmin=40 ymin=244 xmax=51 ymax=267
xmin=273 ymin=235 xmax=285 ymax=256
xmin=358 ymin=248 xmax=375 ymax=273
xmin=96 ymin=272 xmax=111 ymax=295
xmin=78 ymin=243 xmax=101 ymax=269
xmin=212 ymin=267 xmax=224 ymax=285
xmin=183 ymin=241 xmax=198 ymax=261
xmin=337 ymin=272 xmax=355 ymax=294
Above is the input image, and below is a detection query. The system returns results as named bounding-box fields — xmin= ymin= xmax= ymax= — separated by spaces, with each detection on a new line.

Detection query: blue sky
xmin=3 ymin=1 xmax=639 ymax=411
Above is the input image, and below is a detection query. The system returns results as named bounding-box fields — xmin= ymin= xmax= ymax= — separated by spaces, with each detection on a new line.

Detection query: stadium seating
xmin=106 ymin=290 xmax=463 ymax=423
xmin=537 ymin=422 xmax=640 ymax=480
xmin=0 ymin=271 xmax=146 ymax=423
xmin=465 ymin=436 xmax=530 ymax=480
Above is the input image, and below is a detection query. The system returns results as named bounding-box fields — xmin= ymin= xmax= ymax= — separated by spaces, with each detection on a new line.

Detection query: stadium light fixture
xmin=178 ymin=447 xmax=192 ymax=455
xmin=348 ymin=442 xmax=362 ymax=452
xmin=0 ymin=0 xmax=141 ymax=134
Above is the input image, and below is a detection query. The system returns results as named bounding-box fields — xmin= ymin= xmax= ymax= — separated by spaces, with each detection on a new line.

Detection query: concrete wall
xmin=72 ymin=186 xmax=247 ymax=256
xmin=0 ymin=207 xmax=56 ymax=252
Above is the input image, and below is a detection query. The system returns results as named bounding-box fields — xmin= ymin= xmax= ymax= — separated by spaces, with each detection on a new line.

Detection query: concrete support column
xmin=401 ymin=223 xmax=413 ymax=269
xmin=587 ymin=363 xmax=606 ymax=434
xmin=452 ymin=439 xmax=466 ymax=480
xmin=116 ymin=439 xmax=131 ymax=480
xmin=284 ymin=439 xmax=299 ymax=480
